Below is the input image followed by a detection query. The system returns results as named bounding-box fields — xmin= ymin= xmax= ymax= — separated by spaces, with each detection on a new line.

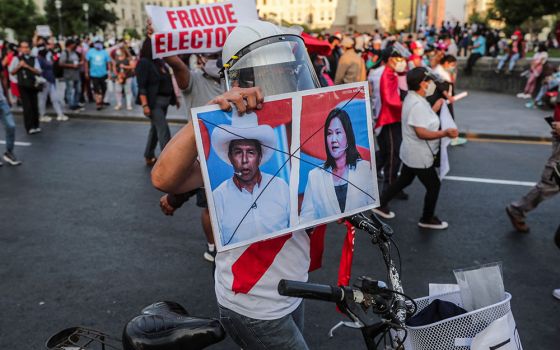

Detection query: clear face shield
xmin=223 ymin=35 xmax=321 ymax=96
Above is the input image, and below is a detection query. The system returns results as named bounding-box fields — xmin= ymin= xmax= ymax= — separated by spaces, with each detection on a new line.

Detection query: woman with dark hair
xmin=135 ymin=37 xmax=180 ymax=166
xmin=299 ymin=108 xmax=375 ymax=224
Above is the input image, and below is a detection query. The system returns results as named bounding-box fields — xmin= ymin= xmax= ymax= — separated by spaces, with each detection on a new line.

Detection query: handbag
xmin=34 ymin=76 xmax=47 ymax=91
xmin=425 ymin=140 xmax=441 ymax=168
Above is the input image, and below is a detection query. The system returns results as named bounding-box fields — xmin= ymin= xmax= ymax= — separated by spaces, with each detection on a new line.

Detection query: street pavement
xmin=1 ymin=114 xmax=559 ymax=349
xmin=12 ymin=81 xmax=555 ymax=141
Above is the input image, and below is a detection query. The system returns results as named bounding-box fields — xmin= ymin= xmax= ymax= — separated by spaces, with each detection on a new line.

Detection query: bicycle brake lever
xmin=328 ymin=320 xmax=363 ymax=338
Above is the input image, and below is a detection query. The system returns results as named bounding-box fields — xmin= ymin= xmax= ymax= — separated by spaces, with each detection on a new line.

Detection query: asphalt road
xmin=1 ymin=118 xmax=559 ymax=349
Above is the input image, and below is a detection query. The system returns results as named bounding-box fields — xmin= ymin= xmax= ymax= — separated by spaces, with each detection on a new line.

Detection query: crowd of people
xmin=1 ymin=16 xmax=559 ymax=348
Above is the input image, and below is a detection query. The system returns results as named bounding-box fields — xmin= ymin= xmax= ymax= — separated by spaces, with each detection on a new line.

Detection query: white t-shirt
xmin=400 ymin=91 xmax=440 ymax=169
xmin=213 ymin=172 xmax=310 ymax=320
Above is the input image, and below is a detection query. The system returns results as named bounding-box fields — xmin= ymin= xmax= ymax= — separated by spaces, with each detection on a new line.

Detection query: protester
xmin=85 ymin=40 xmax=112 ymax=110
xmin=0 ymin=66 xmax=21 ymax=166
xmin=496 ymin=30 xmax=525 ymax=75
xmin=37 ymin=48 xmax=68 ymax=122
xmin=152 ymin=20 xmax=322 ymax=350
xmin=464 ymin=31 xmax=486 ymax=75
xmin=506 ymin=119 xmax=560 ymax=233
xmin=113 ymin=49 xmax=135 ymax=111
xmin=59 ymin=39 xmax=83 ymax=112
xmin=375 ymin=50 xmax=408 ymax=209
xmin=326 ymin=35 xmax=342 ymax=81
xmin=374 ymin=67 xmax=458 ymax=229
xmin=136 ymin=37 xmax=179 ymax=167
xmin=10 ymin=41 xmax=42 ymax=134
xmin=517 ymin=43 xmax=548 ymax=99
xmin=334 ymin=37 xmax=366 ymax=85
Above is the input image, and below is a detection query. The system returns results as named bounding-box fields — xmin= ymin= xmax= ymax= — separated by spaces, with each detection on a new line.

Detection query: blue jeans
xmin=65 ymin=79 xmax=81 ymax=109
xmin=0 ymin=100 xmax=16 ymax=153
xmin=218 ymin=302 xmax=309 ymax=350
xmin=497 ymin=52 xmax=520 ymax=72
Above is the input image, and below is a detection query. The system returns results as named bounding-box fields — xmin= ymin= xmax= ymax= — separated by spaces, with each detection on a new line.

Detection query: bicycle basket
xmin=45 ymin=327 xmax=121 ymax=350
xmin=403 ymin=291 xmax=521 ymax=350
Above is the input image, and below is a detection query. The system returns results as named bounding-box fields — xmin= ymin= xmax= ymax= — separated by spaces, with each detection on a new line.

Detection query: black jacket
xmin=135 ymin=58 xmax=176 ymax=110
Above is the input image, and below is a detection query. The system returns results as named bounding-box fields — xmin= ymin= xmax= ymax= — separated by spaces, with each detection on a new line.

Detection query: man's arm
xmin=151 ymin=87 xmax=264 ymax=194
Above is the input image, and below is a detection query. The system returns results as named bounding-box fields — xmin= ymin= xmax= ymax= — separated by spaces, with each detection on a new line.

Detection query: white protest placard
xmin=36 ymin=25 xmax=52 ymax=37
xmin=146 ymin=0 xmax=258 ymax=58
xmin=192 ymin=83 xmax=379 ymax=252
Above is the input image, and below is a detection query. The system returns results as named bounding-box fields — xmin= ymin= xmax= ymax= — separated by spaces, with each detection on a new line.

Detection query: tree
xmin=493 ymin=0 xmax=560 ymax=28
xmin=0 ymin=0 xmax=41 ymax=40
xmin=44 ymin=0 xmax=118 ymax=36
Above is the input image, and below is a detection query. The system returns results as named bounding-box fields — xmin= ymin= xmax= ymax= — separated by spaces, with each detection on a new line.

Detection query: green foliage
xmin=123 ymin=28 xmax=140 ymax=39
xmin=0 ymin=0 xmax=41 ymax=40
xmin=44 ymin=0 xmax=118 ymax=36
xmin=493 ymin=0 xmax=560 ymax=27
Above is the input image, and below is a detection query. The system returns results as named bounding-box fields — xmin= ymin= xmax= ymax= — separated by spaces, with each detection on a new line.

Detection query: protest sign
xmin=192 ymin=82 xmax=379 ymax=252
xmin=36 ymin=25 xmax=52 ymax=37
xmin=146 ymin=0 xmax=258 ymax=58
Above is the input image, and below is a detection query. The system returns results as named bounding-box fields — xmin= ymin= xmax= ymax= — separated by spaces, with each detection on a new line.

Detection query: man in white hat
xmin=211 ymin=112 xmax=289 ymax=245
xmin=152 ymin=19 xmax=322 ymax=349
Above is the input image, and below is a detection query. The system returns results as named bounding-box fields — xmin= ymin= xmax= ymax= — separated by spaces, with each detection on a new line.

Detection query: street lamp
xmin=83 ymin=3 xmax=90 ymax=35
xmin=54 ymin=0 xmax=63 ymax=38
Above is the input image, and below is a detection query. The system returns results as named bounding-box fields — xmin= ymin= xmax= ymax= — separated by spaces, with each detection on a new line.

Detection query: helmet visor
xmin=224 ymin=35 xmax=320 ymax=96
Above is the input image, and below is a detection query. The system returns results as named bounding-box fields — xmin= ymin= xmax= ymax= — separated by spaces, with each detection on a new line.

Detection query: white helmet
xmin=222 ymin=20 xmax=320 ymax=96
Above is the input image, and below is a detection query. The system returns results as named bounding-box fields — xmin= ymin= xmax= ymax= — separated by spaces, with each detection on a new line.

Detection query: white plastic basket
xmin=403 ymin=291 xmax=515 ymax=350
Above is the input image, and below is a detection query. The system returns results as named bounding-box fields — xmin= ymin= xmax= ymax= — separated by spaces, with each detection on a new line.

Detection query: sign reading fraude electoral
xmin=146 ymin=0 xmax=258 ymax=58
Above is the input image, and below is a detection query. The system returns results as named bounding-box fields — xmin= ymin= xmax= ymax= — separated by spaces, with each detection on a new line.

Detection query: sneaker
xmin=28 ymin=128 xmax=40 ymax=135
xmin=57 ymin=115 xmax=69 ymax=121
xmin=516 ymin=92 xmax=525 ymax=98
xmin=114 ymin=104 xmax=122 ymax=110
xmin=39 ymin=116 xmax=52 ymax=122
xmin=451 ymin=137 xmax=468 ymax=146
xmin=372 ymin=206 xmax=395 ymax=219
xmin=418 ymin=216 xmax=449 ymax=229
xmin=553 ymin=289 xmax=560 ymax=300
xmin=3 ymin=151 xmax=22 ymax=166
xmin=203 ymin=247 xmax=217 ymax=262
xmin=35 ymin=127 xmax=41 ymax=133
xmin=505 ymin=206 xmax=529 ymax=233
xmin=126 ymin=106 xmax=133 ymax=111
xmin=145 ymin=157 xmax=157 ymax=167
xmin=525 ymin=101 xmax=535 ymax=109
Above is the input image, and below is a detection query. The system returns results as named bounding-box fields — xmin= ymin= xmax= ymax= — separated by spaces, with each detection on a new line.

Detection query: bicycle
xmin=46 ymin=212 xmax=415 ymax=350
xmin=278 ymin=212 xmax=417 ymax=349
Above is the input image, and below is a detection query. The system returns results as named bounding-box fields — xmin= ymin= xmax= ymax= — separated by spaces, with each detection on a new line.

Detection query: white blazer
xmin=300 ymin=160 xmax=376 ymax=224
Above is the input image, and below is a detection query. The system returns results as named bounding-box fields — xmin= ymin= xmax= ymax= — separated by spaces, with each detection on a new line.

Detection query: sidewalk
xmin=12 ymin=85 xmax=555 ymax=141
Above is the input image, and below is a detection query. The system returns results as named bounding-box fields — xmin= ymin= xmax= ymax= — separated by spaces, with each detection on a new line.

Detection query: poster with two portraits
xmin=192 ymin=82 xmax=379 ymax=252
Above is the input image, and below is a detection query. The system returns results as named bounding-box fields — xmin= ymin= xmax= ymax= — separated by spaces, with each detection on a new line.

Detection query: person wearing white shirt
xmin=210 ymin=112 xmax=290 ymax=246
xmin=373 ymin=67 xmax=458 ymax=229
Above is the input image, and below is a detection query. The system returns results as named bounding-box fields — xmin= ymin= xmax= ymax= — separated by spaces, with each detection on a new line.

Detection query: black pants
xmin=19 ymin=86 xmax=39 ymax=132
xmin=464 ymin=53 xmax=482 ymax=75
xmin=376 ymin=122 xmax=402 ymax=193
xmin=381 ymin=164 xmax=441 ymax=220
xmin=144 ymin=95 xmax=171 ymax=159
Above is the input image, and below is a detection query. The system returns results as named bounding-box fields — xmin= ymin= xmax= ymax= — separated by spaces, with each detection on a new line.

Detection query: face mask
xmin=394 ymin=61 xmax=406 ymax=73
xmin=445 ymin=66 xmax=456 ymax=74
xmin=425 ymin=80 xmax=436 ymax=96
xmin=203 ymin=59 xmax=221 ymax=79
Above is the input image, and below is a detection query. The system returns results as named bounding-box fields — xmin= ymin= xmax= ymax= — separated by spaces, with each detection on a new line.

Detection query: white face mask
xmin=394 ymin=61 xmax=407 ymax=73
xmin=203 ymin=59 xmax=221 ymax=79
xmin=425 ymin=80 xmax=436 ymax=96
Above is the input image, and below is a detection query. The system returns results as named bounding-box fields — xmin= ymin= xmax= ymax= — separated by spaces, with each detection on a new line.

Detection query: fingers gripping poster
xmin=192 ymin=83 xmax=379 ymax=251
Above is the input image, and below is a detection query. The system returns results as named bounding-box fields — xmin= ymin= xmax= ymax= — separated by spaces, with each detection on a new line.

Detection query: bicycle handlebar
xmin=278 ymin=280 xmax=346 ymax=303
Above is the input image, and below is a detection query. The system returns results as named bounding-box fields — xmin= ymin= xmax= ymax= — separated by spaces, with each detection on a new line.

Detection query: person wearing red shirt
xmin=374 ymin=51 xmax=408 ymax=215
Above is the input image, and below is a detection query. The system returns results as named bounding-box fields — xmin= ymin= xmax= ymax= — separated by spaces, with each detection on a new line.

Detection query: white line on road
xmin=0 ymin=140 xmax=32 ymax=147
xmin=444 ymin=176 xmax=536 ymax=187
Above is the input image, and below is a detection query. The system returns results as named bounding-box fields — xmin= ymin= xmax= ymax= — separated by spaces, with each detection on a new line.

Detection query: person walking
xmin=0 ymin=66 xmax=21 ymax=166
xmin=135 ymin=37 xmax=178 ymax=166
xmin=506 ymin=119 xmax=560 ymax=233
xmin=113 ymin=49 xmax=135 ymax=111
xmin=59 ymin=39 xmax=83 ymax=112
xmin=85 ymin=40 xmax=111 ymax=111
xmin=10 ymin=41 xmax=42 ymax=134
xmin=37 ymin=48 xmax=68 ymax=122
xmin=374 ymin=67 xmax=459 ymax=229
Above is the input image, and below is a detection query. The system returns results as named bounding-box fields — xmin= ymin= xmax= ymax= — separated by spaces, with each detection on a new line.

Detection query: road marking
xmin=444 ymin=176 xmax=536 ymax=187
xmin=0 ymin=140 xmax=32 ymax=147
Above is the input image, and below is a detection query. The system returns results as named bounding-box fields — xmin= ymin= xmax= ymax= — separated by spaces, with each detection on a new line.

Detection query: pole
xmin=409 ymin=0 xmax=414 ymax=32
xmin=57 ymin=10 xmax=63 ymax=38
